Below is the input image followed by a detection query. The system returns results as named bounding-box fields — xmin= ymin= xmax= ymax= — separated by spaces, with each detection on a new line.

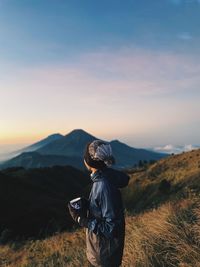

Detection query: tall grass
xmin=0 ymin=197 xmax=200 ymax=267
xmin=123 ymin=197 xmax=200 ymax=267
xmin=0 ymin=230 xmax=87 ymax=267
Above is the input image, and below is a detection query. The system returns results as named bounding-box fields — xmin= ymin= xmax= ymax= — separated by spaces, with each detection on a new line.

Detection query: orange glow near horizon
xmin=0 ymin=125 xmax=130 ymax=146
xmin=0 ymin=134 xmax=47 ymax=145
xmin=0 ymin=127 xmax=100 ymax=145
xmin=0 ymin=130 xmax=60 ymax=145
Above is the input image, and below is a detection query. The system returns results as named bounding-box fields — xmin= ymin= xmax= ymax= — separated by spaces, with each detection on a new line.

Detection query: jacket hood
xmin=100 ymin=167 xmax=130 ymax=188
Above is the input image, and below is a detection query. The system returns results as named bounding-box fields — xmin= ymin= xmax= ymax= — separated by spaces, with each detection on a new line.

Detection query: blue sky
xmin=1 ymin=0 xmax=200 ymax=62
xmin=0 ymin=0 xmax=200 ymax=150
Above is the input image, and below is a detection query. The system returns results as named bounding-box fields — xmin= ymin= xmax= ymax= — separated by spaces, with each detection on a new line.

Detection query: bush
xmin=158 ymin=179 xmax=171 ymax=194
xmin=0 ymin=229 xmax=12 ymax=244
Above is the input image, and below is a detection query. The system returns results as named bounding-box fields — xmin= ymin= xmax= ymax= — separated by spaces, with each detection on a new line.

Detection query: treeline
xmin=0 ymin=166 xmax=90 ymax=242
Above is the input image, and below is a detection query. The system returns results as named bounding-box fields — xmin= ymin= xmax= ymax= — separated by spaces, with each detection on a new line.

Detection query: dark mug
xmin=69 ymin=197 xmax=89 ymax=217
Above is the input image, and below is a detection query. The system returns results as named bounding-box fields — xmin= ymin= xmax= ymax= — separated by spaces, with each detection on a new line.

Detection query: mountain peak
xmin=111 ymin=139 xmax=120 ymax=143
xmin=65 ymin=129 xmax=96 ymax=138
xmin=47 ymin=133 xmax=63 ymax=138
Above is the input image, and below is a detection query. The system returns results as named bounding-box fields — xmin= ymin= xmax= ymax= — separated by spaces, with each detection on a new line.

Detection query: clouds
xmin=0 ymin=1 xmax=200 ymax=147
xmin=2 ymin=46 xmax=200 ymax=101
xmin=1 ymin=46 xmax=200 ymax=108
xmin=177 ymin=32 xmax=193 ymax=41
xmin=80 ymin=48 xmax=200 ymax=94
xmin=152 ymin=144 xmax=200 ymax=154
xmin=170 ymin=0 xmax=200 ymax=4
xmin=0 ymin=46 xmax=200 ymax=147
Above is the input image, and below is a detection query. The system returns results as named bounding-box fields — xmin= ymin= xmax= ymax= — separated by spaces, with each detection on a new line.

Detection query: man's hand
xmin=78 ymin=216 xmax=89 ymax=228
xmin=67 ymin=203 xmax=79 ymax=222
xmin=67 ymin=202 xmax=89 ymax=227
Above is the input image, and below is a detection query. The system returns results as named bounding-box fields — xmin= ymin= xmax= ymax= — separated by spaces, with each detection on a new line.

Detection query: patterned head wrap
xmin=88 ymin=140 xmax=115 ymax=167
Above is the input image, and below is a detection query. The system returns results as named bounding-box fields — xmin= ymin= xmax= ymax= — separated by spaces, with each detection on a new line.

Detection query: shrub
xmin=158 ymin=179 xmax=171 ymax=194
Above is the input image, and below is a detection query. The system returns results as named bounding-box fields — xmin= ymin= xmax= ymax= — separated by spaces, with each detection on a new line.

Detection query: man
xmin=68 ymin=140 xmax=130 ymax=267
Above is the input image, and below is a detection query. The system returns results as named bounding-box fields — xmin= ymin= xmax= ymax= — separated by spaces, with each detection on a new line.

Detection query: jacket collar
xmin=90 ymin=168 xmax=108 ymax=182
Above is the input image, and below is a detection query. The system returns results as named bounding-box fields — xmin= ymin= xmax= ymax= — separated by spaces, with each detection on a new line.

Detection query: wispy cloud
xmin=1 ymin=47 xmax=200 ymax=146
xmin=170 ymin=0 xmax=182 ymax=5
xmin=170 ymin=0 xmax=200 ymax=4
xmin=177 ymin=32 xmax=193 ymax=41
xmin=1 ymin=47 xmax=200 ymax=101
xmin=78 ymin=48 xmax=200 ymax=95
xmin=152 ymin=144 xmax=200 ymax=154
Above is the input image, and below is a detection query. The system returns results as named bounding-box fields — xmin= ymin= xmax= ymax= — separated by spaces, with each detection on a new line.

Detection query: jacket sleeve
xmin=87 ymin=181 xmax=119 ymax=239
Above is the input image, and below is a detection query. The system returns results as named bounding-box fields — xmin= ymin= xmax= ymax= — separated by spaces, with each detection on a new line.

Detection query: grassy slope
xmin=123 ymin=149 xmax=200 ymax=213
xmin=1 ymin=197 xmax=200 ymax=267
xmin=1 ymin=149 xmax=200 ymax=267
xmin=0 ymin=166 xmax=90 ymax=239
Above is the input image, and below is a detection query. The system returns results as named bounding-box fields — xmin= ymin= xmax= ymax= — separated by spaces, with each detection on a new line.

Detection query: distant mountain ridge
xmin=0 ymin=134 xmax=64 ymax=163
xmin=16 ymin=133 xmax=64 ymax=154
xmin=37 ymin=129 xmax=96 ymax=157
xmin=0 ymin=129 xmax=167 ymax=170
xmin=0 ymin=152 xmax=83 ymax=170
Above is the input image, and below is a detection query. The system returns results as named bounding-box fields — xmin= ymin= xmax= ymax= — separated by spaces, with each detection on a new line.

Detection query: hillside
xmin=0 ymin=166 xmax=90 ymax=239
xmin=123 ymin=148 xmax=200 ymax=212
xmin=0 ymin=129 xmax=167 ymax=170
xmin=0 ymin=152 xmax=84 ymax=170
xmin=1 ymin=194 xmax=200 ymax=266
xmin=0 ymin=148 xmax=200 ymax=266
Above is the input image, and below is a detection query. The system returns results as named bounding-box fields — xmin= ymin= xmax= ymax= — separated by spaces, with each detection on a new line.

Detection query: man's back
xmin=86 ymin=167 xmax=129 ymax=266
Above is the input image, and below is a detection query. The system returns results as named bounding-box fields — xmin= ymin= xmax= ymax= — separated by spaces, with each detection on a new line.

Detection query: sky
xmin=0 ymin=0 xmax=200 ymax=151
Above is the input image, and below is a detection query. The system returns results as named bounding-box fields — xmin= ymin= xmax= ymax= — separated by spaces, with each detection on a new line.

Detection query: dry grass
xmin=0 ymin=229 xmax=87 ymax=267
xmin=147 ymin=149 xmax=200 ymax=184
xmin=0 ymin=197 xmax=200 ymax=267
xmin=122 ymin=149 xmax=200 ymax=213
xmin=1 ymin=150 xmax=200 ymax=266
xmin=123 ymin=197 xmax=200 ymax=267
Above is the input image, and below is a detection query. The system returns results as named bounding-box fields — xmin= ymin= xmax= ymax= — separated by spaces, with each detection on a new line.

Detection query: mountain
xmin=110 ymin=139 xmax=166 ymax=168
xmin=0 ymin=134 xmax=64 ymax=163
xmin=36 ymin=129 xmax=166 ymax=168
xmin=37 ymin=129 xmax=96 ymax=157
xmin=0 ymin=165 xmax=90 ymax=239
xmin=0 ymin=152 xmax=84 ymax=170
xmin=16 ymin=133 xmax=64 ymax=154
xmin=0 ymin=129 xmax=167 ymax=170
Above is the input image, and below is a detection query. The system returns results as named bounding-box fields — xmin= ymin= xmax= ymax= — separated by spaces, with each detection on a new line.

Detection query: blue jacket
xmin=85 ymin=167 xmax=130 ymax=266
xmin=87 ymin=167 xmax=130 ymax=239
